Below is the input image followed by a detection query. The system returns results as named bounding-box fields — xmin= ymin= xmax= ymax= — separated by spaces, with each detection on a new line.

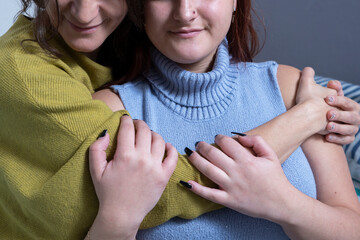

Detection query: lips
xmin=66 ymin=18 xmax=103 ymax=34
xmin=171 ymin=28 xmax=203 ymax=38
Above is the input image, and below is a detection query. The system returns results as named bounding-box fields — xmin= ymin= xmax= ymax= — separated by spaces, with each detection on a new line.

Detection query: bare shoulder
xmin=92 ymin=88 xmax=125 ymax=112
xmin=277 ymin=64 xmax=301 ymax=110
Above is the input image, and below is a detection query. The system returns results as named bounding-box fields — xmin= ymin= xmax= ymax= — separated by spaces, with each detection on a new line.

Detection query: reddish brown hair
xmin=228 ymin=0 xmax=262 ymax=62
xmin=122 ymin=0 xmax=263 ymax=83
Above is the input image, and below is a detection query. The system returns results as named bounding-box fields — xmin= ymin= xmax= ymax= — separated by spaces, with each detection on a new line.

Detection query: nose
xmin=173 ymin=0 xmax=197 ymax=23
xmin=71 ymin=0 xmax=99 ymax=24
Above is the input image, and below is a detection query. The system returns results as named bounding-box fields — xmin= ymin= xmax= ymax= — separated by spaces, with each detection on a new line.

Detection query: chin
xmin=64 ymin=38 xmax=100 ymax=54
xmin=174 ymin=56 xmax=203 ymax=65
xmin=175 ymin=51 xmax=207 ymax=64
xmin=70 ymin=44 xmax=99 ymax=54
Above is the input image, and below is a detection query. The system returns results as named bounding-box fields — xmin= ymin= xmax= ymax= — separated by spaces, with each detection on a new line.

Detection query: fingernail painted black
xmin=98 ymin=129 xmax=108 ymax=139
xmin=184 ymin=147 xmax=193 ymax=157
xmin=231 ymin=132 xmax=247 ymax=137
xmin=179 ymin=180 xmax=192 ymax=189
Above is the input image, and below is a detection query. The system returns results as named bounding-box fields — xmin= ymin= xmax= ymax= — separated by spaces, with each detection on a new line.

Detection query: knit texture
xmin=146 ymin=43 xmax=238 ymax=120
xmin=113 ymin=40 xmax=317 ymax=239
xmin=0 ymin=16 xmax=221 ymax=239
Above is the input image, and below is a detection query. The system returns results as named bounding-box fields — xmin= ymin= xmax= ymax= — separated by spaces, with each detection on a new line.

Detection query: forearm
xmin=279 ymin=190 xmax=360 ymax=239
xmin=245 ymin=101 xmax=324 ymax=163
xmin=279 ymin=134 xmax=360 ymax=239
xmin=141 ymin=152 xmax=223 ymax=228
xmin=0 ymin=100 xmax=127 ymax=239
xmin=93 ymin=89 xmax=224 ymax=227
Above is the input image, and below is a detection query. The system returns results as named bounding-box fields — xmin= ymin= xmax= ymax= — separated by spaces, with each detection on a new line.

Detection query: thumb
xmin=296 ymin=67 xmax=316 ymax=104
xmin=301 ymin=67 xmax=315 ymax=81
xmin=89 ymin=130 xmax=110 ymax=182
xmin=299 ymin=67 xmax=316 ymax=87
xmin=162 ymin=143 xmax=178 ymax=180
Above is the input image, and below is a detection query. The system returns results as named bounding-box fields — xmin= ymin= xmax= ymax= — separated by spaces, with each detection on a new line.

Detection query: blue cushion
xmin=315 ymin=76 xmax=360 ymax=183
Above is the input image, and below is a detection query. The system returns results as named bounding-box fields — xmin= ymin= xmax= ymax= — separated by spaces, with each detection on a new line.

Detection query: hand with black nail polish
xmin=88 ymin=116 xmax=178 ymax=239
xmin=183 ymin=134 xmax=293 ymax=223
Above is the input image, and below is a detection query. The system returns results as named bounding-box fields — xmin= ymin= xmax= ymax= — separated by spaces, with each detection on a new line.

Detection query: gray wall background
xmin=1 ymin=0 xmax=359 ymax=84
xmin=254 ymin=0 xmax=360 ymax=84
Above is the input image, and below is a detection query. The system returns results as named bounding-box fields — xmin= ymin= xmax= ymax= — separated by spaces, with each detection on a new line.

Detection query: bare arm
xmin=280 ymin=135 xmax=360 ymax=239
xmin=91 ymin=67 xmax=340 ymax=164
xmin=92 ymin=86 xmax=321 ymax=163
xmin=185 ymin=133 xmax=360 ymax=239
xmin=182 ymin=65 xmax=360 ymax=239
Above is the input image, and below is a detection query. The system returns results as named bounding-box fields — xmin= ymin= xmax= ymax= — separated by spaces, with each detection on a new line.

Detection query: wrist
xmin=89 ymin=210 xmax=140 ymax=240
xmin=272 ymin=188 xmax=315 ymax=238
xmin=296 ymin=99 xmax=328 ymax=134
xmin=266 ymin=185 xmax=305 ymax=228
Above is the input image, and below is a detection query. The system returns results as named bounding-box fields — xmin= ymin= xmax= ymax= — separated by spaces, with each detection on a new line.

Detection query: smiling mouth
xmin=172 ymin=29 xmax=203 ymax=38
xmin=67 ymin=19 xmax=103 ymax=33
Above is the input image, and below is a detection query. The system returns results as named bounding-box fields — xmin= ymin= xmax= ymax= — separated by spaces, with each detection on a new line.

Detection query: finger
xmin=151 ymin=131 xmax=166 ymax=161
xmin=327 ymin=80 xmax=344 ymax=96
xmin=162 ymin=143 xmax=178 ymax=179
xmin=326 ymin=95 xmax=360 ymax=112
xmin=297 ymin=67 xmax=316 ymax=97
xmin=301 ymin=67 xmax=316 ymax=83
xmin=89 ymin=132 xmax=110 ymax=181
xmin=326 ymin=122 xmax=359 ymax=136
xmin=187 ymin=148 xmax=230 ymax=187
xmin=325 ymin=133 xmax=355 ymax=145
xmin=134 ymin=120 xmax=152 ymax=152
xmin=236 ymin=135 xmax=277 ymax=161
xmin=115 ymin=115 xmax=135 ymax=157
xmin=327 ymin=108 xmax=360 ymax=125
xmin=195 ymin=140 xmax=235 ymax=171
xmin=214 ymin=134 xmax=249 ymax=162
xmin=186 ymin=180 xmax=228 ymax=205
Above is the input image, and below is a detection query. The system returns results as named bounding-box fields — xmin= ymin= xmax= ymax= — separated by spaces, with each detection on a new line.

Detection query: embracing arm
xmin=259 ymin=65 xmax=359 ymax=163
xmin=0 ymin=44 xmax=221 ymax=239
xmin=0 ymin=47 xmax=132 ymax=239
xmin=86 ymin=117 xmax=178 ymax=240
xmin=91 ymin=66 xmax=359 ymax=230
xmin=177 ymin=66 xmax=360 ymax=238
xmin=281 ymin=135 xmax=360 ymax=239
xmin=182 ymin=134 xmax=360 ymax=239
xmin=93 ymin=65 xmax=359 ymax=165
xmin=92 ymin=85 xmax=312 ymax=165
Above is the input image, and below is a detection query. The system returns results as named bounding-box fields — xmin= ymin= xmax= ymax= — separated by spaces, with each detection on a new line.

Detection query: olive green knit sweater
xmin=0 ymin=16 xmax=220 ymax=239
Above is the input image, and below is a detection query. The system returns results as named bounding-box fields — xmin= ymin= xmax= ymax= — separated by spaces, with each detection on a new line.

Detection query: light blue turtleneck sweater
xmin=112 ymin=40 xmax=316 ymax=239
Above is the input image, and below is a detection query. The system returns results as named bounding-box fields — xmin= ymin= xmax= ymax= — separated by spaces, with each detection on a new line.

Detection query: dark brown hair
xmin=19 ymin=0 xmax=60 ymax=56
xmin=18 ymin=0 xmax=143 ymax=82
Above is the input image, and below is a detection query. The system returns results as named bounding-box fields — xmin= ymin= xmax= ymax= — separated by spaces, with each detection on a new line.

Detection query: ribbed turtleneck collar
xmin=144 ymin=40 xmax=239 ymax=120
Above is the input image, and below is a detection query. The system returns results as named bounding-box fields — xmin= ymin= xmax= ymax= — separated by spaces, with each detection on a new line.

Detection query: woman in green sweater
xmin=0 ymin=0 xmax=359 ymax=239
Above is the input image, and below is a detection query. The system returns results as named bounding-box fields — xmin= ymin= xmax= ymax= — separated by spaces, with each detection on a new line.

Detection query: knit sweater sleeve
xmin=0 ymin=41 xmax=124 ymax=239
xmin=0 ymin=19 xmax=221 ymax=240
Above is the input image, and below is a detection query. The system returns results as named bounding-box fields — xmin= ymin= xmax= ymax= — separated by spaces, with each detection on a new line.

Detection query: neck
xmin=145 ymin=39 xmax=238 ymax=120
xmin=178 ymin=54 xmax=217 ymax=73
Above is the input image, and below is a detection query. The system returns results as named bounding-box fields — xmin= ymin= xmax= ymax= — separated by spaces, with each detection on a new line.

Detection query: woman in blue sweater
xmin=90 ymin=0 xmax=360 ymax=239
